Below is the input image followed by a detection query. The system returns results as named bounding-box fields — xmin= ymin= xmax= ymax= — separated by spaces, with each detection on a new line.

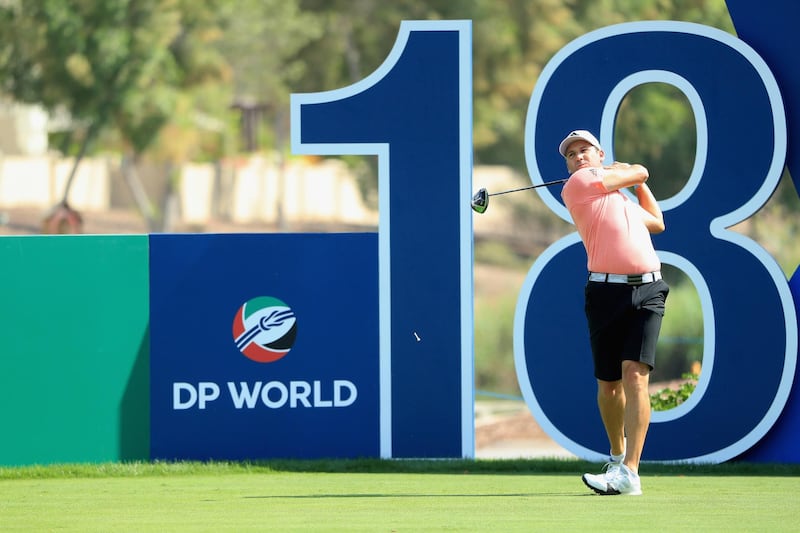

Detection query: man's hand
xmin=601 ymin=162 xmax=649 ymax=191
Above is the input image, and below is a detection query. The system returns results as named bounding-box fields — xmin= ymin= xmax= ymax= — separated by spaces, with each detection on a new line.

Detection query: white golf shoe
xmin=582 ymin=463 xmax=642 ymax=496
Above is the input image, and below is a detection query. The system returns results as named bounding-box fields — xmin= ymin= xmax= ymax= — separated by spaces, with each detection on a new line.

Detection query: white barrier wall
xmin=0 ymin=155 xmax=379 ymax=227
xmin=0 ymin=155 xmax=109 ymax=210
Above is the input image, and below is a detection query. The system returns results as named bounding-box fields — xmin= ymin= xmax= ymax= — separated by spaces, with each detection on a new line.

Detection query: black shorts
xmin=584 ymin=279 xmax=669 ymax=382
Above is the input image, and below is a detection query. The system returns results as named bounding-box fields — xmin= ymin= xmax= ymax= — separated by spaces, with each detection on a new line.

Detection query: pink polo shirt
xmin=561 ymin=167 xmax=660 ymax=274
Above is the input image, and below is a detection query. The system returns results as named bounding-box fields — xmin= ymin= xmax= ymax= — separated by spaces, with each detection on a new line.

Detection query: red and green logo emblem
xmin=232 ymin=297 xmax=297 ymax=363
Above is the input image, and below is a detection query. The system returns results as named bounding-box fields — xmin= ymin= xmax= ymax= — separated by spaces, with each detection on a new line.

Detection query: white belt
xmin=588 ymin=271 xmax=662 ymax=285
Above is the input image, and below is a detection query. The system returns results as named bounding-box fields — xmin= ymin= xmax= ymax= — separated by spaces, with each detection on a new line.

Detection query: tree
xmin=111 ymin=0 xmax=231 ymax=231
xmin=0 ymin=0 xmax=229 ymax=231
xmin=216 ymin=0 xmax=323 ymax=227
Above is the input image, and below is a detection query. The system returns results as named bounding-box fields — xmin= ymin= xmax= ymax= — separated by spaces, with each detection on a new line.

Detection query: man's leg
xmin=583 ymin=378 xmax=642 ymax=495
xmin=597 ymin=379 xmax=626 ymax=458
xmin=620 ymin=360 xmax=651 ymax=473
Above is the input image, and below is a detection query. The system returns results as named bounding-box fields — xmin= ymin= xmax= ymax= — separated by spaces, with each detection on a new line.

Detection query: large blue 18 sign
xmin=293 ymin=8 xmax=800 ymax=463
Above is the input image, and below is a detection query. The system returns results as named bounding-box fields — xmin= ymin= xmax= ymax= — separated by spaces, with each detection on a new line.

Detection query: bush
xmin=650 ymin=373 xmax=698 ymax=411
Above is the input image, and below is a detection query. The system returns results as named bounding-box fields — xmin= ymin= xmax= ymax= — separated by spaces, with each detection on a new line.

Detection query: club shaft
xmin=487 ymin=178 xmax=568 ymax=197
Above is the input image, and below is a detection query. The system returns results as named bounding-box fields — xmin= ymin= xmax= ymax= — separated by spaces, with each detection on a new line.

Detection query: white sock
xmin=610 ymin=437 xmax=627 ymax=463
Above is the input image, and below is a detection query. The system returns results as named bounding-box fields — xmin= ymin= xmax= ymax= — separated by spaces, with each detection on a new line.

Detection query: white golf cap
xmin=558 ymin=129 xmax=602 ymax=157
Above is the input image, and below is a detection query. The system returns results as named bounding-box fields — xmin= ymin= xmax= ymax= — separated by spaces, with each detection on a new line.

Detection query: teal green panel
xmin=0 ymin=235 xmax=149 ymax=465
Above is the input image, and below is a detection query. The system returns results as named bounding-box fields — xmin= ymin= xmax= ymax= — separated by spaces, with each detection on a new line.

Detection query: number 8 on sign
xmin=516 ymin=21 xmax=797 ymax=464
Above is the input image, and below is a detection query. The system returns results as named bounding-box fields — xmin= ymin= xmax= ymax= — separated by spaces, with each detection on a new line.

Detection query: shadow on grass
xmin=3 ymin=458 xmax=800 ymax=479
xmin=252 ymin=457 xmax=800 ymax=477
xmin=243 ymin=491 xmax=588 ymax=499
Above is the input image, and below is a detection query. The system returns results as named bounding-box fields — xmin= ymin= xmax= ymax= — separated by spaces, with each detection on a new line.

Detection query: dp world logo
xmin=232 ymin=296 xmax=297 ymax=363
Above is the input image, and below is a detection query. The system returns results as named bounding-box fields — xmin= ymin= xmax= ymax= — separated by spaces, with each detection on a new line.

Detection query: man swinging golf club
xmin=559 ymin=130 xmax=669 ymax=496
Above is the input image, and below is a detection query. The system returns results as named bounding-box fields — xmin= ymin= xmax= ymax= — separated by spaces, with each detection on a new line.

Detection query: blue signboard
xmin=150 ymin=233 xmax=380 ymax=460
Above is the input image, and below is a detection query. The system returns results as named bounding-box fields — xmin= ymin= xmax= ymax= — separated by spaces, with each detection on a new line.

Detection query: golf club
xmin=471 ymin=178 xmax=569 ymax=213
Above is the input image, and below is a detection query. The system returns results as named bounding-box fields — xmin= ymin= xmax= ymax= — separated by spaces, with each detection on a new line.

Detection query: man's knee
xmin=623 ymin=359 xmax=650 ymax=373
xmin=621 ymin=361 xmax=650 ymax=390
xmin=597 ymin=379 xmax=623 ymax=398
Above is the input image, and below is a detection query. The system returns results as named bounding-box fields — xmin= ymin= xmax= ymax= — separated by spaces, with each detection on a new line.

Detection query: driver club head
xmin=471 ymin=188 xmax=488 ymax=214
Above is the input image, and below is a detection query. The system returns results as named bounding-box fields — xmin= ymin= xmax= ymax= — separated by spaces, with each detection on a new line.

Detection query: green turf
xmin=1 ymin=460 xmax=799 ymax=532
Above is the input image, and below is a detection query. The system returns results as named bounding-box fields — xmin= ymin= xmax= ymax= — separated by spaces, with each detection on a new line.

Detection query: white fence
xmin=0 ymin=154 xmax=379 ymax=227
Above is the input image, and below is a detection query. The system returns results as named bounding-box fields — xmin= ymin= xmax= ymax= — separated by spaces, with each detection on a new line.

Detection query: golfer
xmin=559 ymin=130 xmax=669 ymax=496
